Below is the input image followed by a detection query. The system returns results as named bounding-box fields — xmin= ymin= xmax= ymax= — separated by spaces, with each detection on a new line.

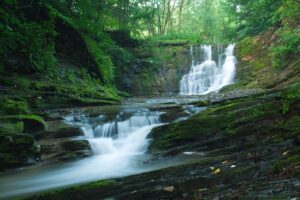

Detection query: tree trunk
xmin=177 ymin=0 xmax=185 ymax=32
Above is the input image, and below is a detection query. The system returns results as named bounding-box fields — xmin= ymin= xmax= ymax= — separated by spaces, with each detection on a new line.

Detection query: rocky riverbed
xmin=7 ymin=85 xmax=297 ymax=200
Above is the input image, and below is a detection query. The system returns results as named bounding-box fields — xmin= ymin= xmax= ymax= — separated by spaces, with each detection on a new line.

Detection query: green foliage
xmin=0 ymin=121 xmax=23 ymax=134
xmin=280 ymin=83 xmax=300 ymax=115
xmin=271 ymin=28 xmax=300 ymax=68
xmin=82 ymin=35 xmax=115 ymax=84
xmin=0 ymin=98 xmax=29 ymax=115
xmin=0 ymin=3 xmax=57 ymax=73
xmin=223 ymin=0 xmax=283 ymax=40
xmin=281 ymin=100 xmax=290 ymax=115
xmin=33 ymin=65 xmax=121 ymax=103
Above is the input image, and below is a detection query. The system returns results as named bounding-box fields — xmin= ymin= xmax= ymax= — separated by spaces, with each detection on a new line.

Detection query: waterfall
xmin=0 ymin=109 xmax=163 ymax=199
xmin=93 ymin=110 xmax=160 ymax=139
xmin=63 ymin=109 xmax=161 ymax=156
xmin=180 ymin=44 xmax=236 ymax=95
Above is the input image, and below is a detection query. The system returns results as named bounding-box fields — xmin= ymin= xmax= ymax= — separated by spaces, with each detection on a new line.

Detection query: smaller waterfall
xmin=180 ymin=44 xmax=236 ymax=95
xmin=93 ymin=110 xmax=160 ymax=138
xmin=64 ymin=109 xmax=161 ymax=156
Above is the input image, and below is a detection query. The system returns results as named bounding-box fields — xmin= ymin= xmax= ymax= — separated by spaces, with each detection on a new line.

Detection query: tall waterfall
xmin=180 ymin=44 xmax=236 ymax=95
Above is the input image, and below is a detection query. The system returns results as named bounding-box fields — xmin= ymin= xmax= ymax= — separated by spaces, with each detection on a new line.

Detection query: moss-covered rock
xmin=25 ymin=180 xmax=118 ymax=200
xmin=0 ymin=98 xmax=29 ymax=115
xmin=40 ymin=139 xmax=91 ymax=162
xmin=235 ymin=27 xmax=300 ymax=90
xmin=159 ymin=106 xmax=188 ymax=122
xmin=0 ymin=133 xmax=40 ymax=171
xmin=149 ymin=89 xmax=291 ymax=151
xmin=0 ymin=120 xmax=24 ymax=134
xmin=42 ymin=127 xmax=84 ymax=139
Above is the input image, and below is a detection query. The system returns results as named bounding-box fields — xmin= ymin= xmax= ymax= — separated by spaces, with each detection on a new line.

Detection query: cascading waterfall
xmin=0 ymin=108 xmax=163 ymax=199
xmin=88 ymin=109 xmax=161 ymax=155
xmin=93 ymin=110 xmax=160 ymax=139
xmin=63 ymin=109 xmax=161 ymax=155
xmin=180 ymin=44 xmax=236 ymax=95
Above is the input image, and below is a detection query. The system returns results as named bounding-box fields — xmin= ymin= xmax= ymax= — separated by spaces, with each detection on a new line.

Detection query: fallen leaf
xmin=163 ymin=186 xmax=175 ymax=193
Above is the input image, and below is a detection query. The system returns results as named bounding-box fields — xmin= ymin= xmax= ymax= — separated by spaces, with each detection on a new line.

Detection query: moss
xmin=193 ymin=100 xmax=211 ymax=107
xmin=277 ymin=116 xmax=300 ymax=140
xmin=272 ymin=151 xmax=300 ymax=174
xmin=0 ymin=133 xmax=38 ymax=171
xmin=26 ymin=180 xmax=118 ymax=200
xmin=2 ymin=114 xmax=46 ymax=134
xmin=224 ymin=165 xmax=260 ymax=183
xmin=0 ymin=121 xmax=23 ymax=134
xmin=219 ymin=81 xmax=249 ymax=92
xmin=236 ymin=37 xmax=254 ymax=57
xmin=82 ymin=34 xmax=115 ymax=84
xmin=150 ymin=109 xmax=226 ymax=149
xmin=0 ymin=153 xmax=21 ymax=167
xmin=0 ymin=2 xmax=57 ymax=73
xmin=0 ymin=98 xmax=29 ymax=115
xmin=150 ymin=91 xmax=287 ymax=150
xmin=31 ymin=71 xmax=122 ymax=107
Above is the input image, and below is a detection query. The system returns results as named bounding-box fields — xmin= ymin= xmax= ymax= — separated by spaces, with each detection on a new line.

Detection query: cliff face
xmin=116 ymin=44 xmax=192 ymax=96
xmin=117 ymin=44 xmax=229 ymax=96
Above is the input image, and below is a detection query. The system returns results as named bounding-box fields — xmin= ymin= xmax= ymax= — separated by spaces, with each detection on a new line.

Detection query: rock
xmin=22 ymin=115 xmax=46 ymax=134
xmin=0 ymin=133 xmax=39 ymax=171
xmin=1 ymin=114 xmax=46 ymax=136
xmin=51 ymin=127 xmax=84 ymax=139
xmin=294 ymin=135 xmax=300 ymax=145
xmin=160 ymin=107 xmax=188 ymax=122
xmin=163 ymin=186 xmax=175 ymax=193
xmin=61 ymin=140 xmax=91 ymax=151
xmin=42 ymin=126 xmax=84 ymax=139
xmin=40 ymin=139 xmax=92 ymax=161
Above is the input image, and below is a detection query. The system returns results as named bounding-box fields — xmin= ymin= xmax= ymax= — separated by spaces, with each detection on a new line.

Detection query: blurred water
xmin=180 ymin=44 xmax=236 ymax=95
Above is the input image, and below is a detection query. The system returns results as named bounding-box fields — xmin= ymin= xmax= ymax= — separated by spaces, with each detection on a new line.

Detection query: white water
xmin=180 ymin=44 xmax=236 ymax=95
xmin=0 ymin=109 xmax=162 ymax=199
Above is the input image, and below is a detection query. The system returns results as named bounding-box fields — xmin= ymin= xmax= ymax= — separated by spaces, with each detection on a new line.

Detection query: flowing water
xmin=180 ymin=44 xmax=236 ymax=95
xmin=0 ymin=106 xmax=165 ymax=199
xmin=0 ymin=43 xmax=235 ymax=199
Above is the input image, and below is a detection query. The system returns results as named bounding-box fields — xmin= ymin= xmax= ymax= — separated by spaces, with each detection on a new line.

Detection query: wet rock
xmin=160 ymin=107 xmax=188 ymax=122
xmin=42 ymin=126 xmax=84 ymax=139
xmin=22 ymin=115 xmax=46 ymax=134
xmin=294 ymin=135 xmax=300 ymax=145
xmin=54 ymin=127 xmax=84 ymax=138
xmin=61 ymin=140 xmax=91 ymax=151
xmin=0 ymin=133 xmax=39 ymax=171
xmin=2 ymin=114 xmax=46 ymax=136
xmin=40 ymin=139 xmax=92 ymax=162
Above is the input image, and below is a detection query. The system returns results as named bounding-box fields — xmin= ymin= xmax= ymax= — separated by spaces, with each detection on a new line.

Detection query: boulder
xmin=0 ymin=133 xmax=39 ymax=171
xmin=40 ymin=139 xmax=92 ymax=161
xmin=41 ymin=126 xmax=85 ymax=139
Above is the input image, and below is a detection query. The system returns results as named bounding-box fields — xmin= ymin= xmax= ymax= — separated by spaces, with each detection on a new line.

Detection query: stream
xmin=0 ymin=98 xmax=206 ymax=199
xmin=0 ymin=44 xmax=237 ymax=199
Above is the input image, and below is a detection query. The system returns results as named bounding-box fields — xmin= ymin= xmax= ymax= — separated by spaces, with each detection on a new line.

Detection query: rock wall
xmin=117 ymin=44 xmax=192 ymax=96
